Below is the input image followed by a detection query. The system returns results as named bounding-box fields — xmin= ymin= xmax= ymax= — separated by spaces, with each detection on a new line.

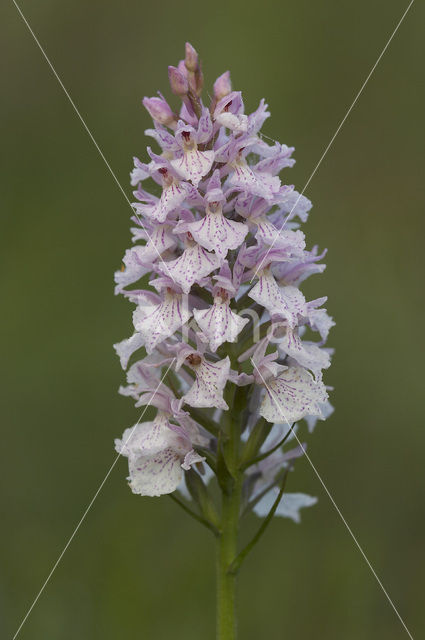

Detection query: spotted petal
xmin=114 ymin=246 xmax=150 ymax=293
xmin=254 ymin=217 xmax=305 ymax=255
xmin=249 ymin=270 xmax=305 ymax=327
xmin=133 ymin=224 xmax=176 ymax=260
xmin=159 ymin=244 xmax=220 ymax=294
xmin=307 ymin=308 xmax=335 ymax=342
xmin=273 ymin=246 xmax=327 ymax=286
xmin=254 ymin=143 xmax=295 ymax=175
xmin=115 ymin=414 xmax=189 ymax=496
xmin=180 ymin=211 xmax=248 ymax=260
xmin=119 ymin=357 xmax=175 ymax=410
xmin=171 ymin=149 xmax=215 ymax=187
xmin=279 ymin=329 xmax=331 ymax=379
xmin=260 ymin=366 xmax=328 ymax=423
xmin=228 ymin=160 xmax=280 ymax=201
xmin=182 ymin=356 xmax=230 ymax=409
xmin=194 ymin=301 xmax=249 ymax=351
xmin=275 ymin=190 xmax=312 ymax=223
xmin=135 ymin=180 xmax=188 ymax=223
xmin=133 ymin=291 xmax=192 ymax=353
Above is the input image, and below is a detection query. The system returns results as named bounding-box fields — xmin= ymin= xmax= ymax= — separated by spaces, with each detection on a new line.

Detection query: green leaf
xmin=216 ymin=432 xmax=235 ymax=495
xmin=239 ymin=418 xmax=271 ymax=469
xmin=185 ymin=469 xmax=220 ymax=529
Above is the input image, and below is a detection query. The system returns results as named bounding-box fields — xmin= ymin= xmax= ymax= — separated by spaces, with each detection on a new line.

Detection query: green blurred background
xmin=1 ymin=0 xmax=424 ymax=638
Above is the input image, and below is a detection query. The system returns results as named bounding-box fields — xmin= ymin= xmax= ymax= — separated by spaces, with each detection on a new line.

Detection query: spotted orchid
xmin=114 ymin=43 xmax=334 ymax=639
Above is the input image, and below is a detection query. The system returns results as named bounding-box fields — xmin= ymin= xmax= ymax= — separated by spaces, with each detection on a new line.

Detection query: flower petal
xmin=228 ymin=160 xmax=280 ymax=201
xmin=194 ymin=302 xmax=248 ymax=351
xmin=182 ymin=356 xmax=230 ymax=409
xmin=260 ymin=366 xmax=328 ymax=423
xmin=273 ymin=246 xmax=327 ymax=286
xmin=159 ymin=244 xmax=220 ymax=294
xmin=128 ymin=449 xmax=183 ymax=496
xmin=304 ymin=399 xmax=334 ymax=432
xmin=254 ymin=143 xmax=295 ymax=174
xmin=247 ymin=98 xmax=270 ymax=135
xmin=130 ymin=157 xmax=150 ymax=186
xmin=115 ymin=413 xmax=181 ymax=460
xmin=115 ymin=414 xmax=191 ymax=497
xmin=197 ymin=107 xmax=214 ymax=143
xmin=254 ymin=217 xmax=305 ymax=255
xmin=278 ymin=329 xmax=331 ymax=379
xmin=253 ymin=490 xmax=317 ymax=522
xmin=181 ymin=449 xmax=206 ymax=471
xmin=274 ymin=190 xmax=312 ymax=223
xmin=183 ymin=211 xmax=248 ymax=260
xmin=114 ymin=333 xmax=146 ymax=369
xmin=114 ymin=246 xmax=150 ymax=293
xmin=307 ymin=308 xmax=335 ymax=342
xmin=131 ymin=224 xmax=177 ymax=260
xmin=135 ymin=180 xmax=188 ymax=223
xmin=216 ymin=112 xmax=248 ymax=132
xmin=133 ymin=291 xmax=192 ymax=353
xmin=249 ymin=270 xmax=305 ymax=327
xmin=171 ymin=149 xmax=215 ymax=186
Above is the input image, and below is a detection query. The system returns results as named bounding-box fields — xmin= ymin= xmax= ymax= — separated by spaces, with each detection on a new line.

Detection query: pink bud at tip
xmin=214 ymin=71 xmax=232 ymax=100
xmin=185 ymin=42 xmax=199 ymax=72
xmin=168 ymin=65 xmax=189 ymax=96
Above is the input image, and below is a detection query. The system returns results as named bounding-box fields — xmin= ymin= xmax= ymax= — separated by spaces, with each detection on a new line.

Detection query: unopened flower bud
xmin=185 ymin=42 xmax=199 ymax=72
xmin=168 ymin=65 xmax=189 ymax=96
xmin=177 ymin=60 xmax=188 ymax=76
xmin=142 ymin=96 xmax=175 ymax=126
xmin=214 ymin=71 xmax=232 ymax=100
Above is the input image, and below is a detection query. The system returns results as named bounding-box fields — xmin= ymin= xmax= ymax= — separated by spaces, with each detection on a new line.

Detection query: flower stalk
xmin=216 ymin=474 xmax=243 ymax=640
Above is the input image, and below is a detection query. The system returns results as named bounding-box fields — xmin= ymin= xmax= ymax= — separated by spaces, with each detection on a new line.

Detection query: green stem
xmin=216 ymin=474 xmax=243 ymax=640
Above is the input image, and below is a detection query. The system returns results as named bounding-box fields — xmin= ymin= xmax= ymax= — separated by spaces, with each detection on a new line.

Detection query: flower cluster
xmin=114 ymin=44 xmax=334 ymax=523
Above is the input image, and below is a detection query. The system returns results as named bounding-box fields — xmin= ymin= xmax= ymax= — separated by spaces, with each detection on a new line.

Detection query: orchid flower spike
xmin=113 ymin=44 xmax=334 ymax=607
